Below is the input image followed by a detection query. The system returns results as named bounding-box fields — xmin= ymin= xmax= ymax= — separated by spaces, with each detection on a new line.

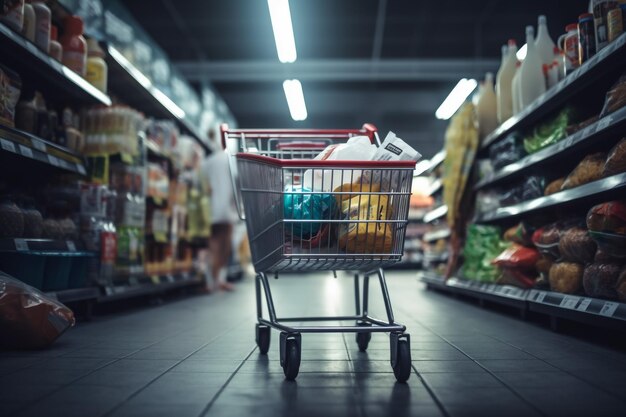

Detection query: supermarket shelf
xmin=423 ymin=252 xmax=448 ymax=263
xmin=476 ymin=105 xmax=626 ymax=190
xmin=423 ymin=205 xmax=448 ymax=224
xmin=98 ymin=272 xmax=202 ymax=303
xmin=447 ymin=277 xmax=528 ymax=309
xmin=387 ymin=262 xmax=422 ymax=270
xmin=480 ymin=33 xmax=626 ymax=151
xmin=427 ymin=179 xmax=443 ymax=196
xmin=0 ymin=23 xmax=111 ymax=106
xmin=418 ymin=271 xmax=448 ymax=290
xmin=0 ymin=125 xmax=87 ymax=176
xmin=106 ymin=46 xmax=209 ymax=152
xmin=47 ymin=287 xmax=100 ymax=304
xmin=423 ymin=228 xmax=451 ymax=242
xmin=0 ymin=238 xmax=89 ymax=254
xmin=414 ymin=150 xmax=446 ymax=177
xmin=476 ymin=173 xmax=626 ymax=223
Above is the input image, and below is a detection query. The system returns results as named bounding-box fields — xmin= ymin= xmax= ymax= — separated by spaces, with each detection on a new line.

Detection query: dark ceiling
xmin=124 ymin=0 xmax=589 ymax=158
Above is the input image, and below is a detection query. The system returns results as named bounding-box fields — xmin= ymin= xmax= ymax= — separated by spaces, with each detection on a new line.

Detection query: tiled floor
xmin=2 ymin=271 xmax=626 ymax=417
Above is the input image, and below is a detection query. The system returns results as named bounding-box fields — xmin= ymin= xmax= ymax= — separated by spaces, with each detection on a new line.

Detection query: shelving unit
xmin=414 ymin=149 xmax=445 ymax=177
xmin=99 ymin=272 xmax=202 ymax=302
xmin=423 ymin=228 xmax=451 ymax=242
xmin=419 ymin=273 xmax=626 ymax=329
xmin=480 ymin=32 xmax=626 ymax=151
xmin=0 ymin=23 xmax=111 ymax=106
xmin=0 ymin=238 xmax=89 ymax=253
xmin=106 ymin=46 xmax=209 ymax=152
xmin=0 ymin=125 xmax=87 ymax=176
xmin=423 ymin=204 xmax=448 ymax=224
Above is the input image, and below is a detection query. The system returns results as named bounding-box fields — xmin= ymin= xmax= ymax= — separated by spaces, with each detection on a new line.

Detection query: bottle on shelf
xmin=60 ymin=15 xmax=87 ymax=76
xmin=21 ymin=1 xmax=35 ymax=43
xmin=0 ymin=0 xmax=24 ymax=32
xmin=477 ymin=72 xmax=498 ymax=140
xmin=578 ymin=13 xmax=596 ymax=66
xmin=591 ymin=0 xmax=619 ymax=51
xmin=519 ymin=25 xmax=546 ymax=109
xmin=29 ymin=0 xmax=50 ymax=54
xmin=496 ymin=40 xmax=518 ymax=124
xmin=558 ymin=24 xmax=580 ymax=76
xmin=86 ymin=38 xmax=108 ymax=93
xmin=511 ymin=61 xmax=522 ymax=115
xmin=535 ymin=15 xmax=557 ymax=87
xmin=49 ymin=25 xmax=62 ymax=62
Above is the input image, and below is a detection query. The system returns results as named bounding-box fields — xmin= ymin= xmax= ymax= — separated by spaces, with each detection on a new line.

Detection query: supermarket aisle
xmin=1 ymin=272 xmax=626 ymax=417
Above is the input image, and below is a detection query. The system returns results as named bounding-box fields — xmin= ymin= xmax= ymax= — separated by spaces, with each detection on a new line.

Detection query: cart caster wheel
xmin=282 ymin=339 xmax=301 ymax=381
xmin=256 ymin=324 xmax=270 ymax=355
xmin=390 ymin=334 xmax=411 ymax=383
xmin=356 ymin=321 xmax=371 ymax=352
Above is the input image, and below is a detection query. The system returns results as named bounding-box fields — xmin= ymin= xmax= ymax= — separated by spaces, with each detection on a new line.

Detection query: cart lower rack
xmin=222 ymin=123 xmax=415 ymax=382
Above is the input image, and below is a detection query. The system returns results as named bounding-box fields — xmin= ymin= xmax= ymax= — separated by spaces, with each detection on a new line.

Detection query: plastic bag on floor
xmin=0 ymin=271 xmax=75 ymax=349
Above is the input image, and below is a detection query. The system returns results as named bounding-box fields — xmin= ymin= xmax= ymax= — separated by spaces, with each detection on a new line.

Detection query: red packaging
xmin=493 ymin=244 xmax=540 ymax=269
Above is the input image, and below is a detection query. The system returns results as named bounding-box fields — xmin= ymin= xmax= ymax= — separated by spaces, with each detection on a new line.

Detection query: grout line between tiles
xmin=197 ymin=346 xmax=258 ymax=417
xmin=342 ymin=331 xmax=367 ymax=417
xmin=410 ymin=364 xmax=451 ymax=417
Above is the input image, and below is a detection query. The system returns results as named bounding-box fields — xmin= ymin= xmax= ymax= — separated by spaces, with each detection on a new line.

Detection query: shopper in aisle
xmin=200 ymin=126 xmax=238 ymax=292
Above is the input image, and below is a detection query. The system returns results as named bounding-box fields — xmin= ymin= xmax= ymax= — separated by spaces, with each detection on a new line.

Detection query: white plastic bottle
xmin=519 ymin=26 xmax=546 ymax=109
xmin=477 ymin=72 xmax=498 ymax=139
xmin=511 ymin=61 xmax=522 ymax=114
xmin=496 ymin=40 xmax=518 ymax=123
xmin=535 ymin=15 xmax=557 ymax=87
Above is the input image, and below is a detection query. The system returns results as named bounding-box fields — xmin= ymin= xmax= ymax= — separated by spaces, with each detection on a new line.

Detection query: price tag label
xmin=577 ymin=298 xmax=592 ymax=312
xmin=14 ymin=239 xmax=29 ymax=251
xmin=595 ymin=116 xmax=612 ymax=133
xmin=19 ymin=145 xmax=33 ymax=158
xmin=0 ymin=138 xmax=16 ymax=153
xmin=31 ymin=139 xmax=46 ymax=152
xmin=66 ymin=241 xmax=76 ymax=252
xmin=599 ymin=301 xmax=619 ymax=317
xmin=48 ymin=155 xmax=60 ymax=166
xmin=560 ymin=295 xmax=579 ymax=309
xmin=535 ymin=291 xmax=547 ymax=303
xmin=76 ymin=164 xmax=86 ymax=175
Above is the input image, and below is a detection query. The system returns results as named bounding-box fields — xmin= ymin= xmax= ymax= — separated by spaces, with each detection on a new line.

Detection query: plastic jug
xmin=496 ymin=40 xmax=518 ymax=124
xmin=511 ymin=61 xmax=522 ymax=115
xmin=519 ymin=26 xmax=546 ymax=109
xmin=535 ymin=15 xmax=557 ymax=87
xmin=477 ymin=73 xmax=498 ymax=139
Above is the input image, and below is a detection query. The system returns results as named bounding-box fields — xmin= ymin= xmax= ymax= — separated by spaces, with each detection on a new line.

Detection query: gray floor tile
xmin=477 ymin=359 xmax=559 ymax=373
xmin=101 ymin=359 xmax=179 ymax=373
xmin=108 ymin=402 xmax=207 ymax=417
xmin=171 ymin=360 xmax=242 ymax=373
xmin=421 ymin=372 xmax=503 ymax=388
xmin=414 ymin=360 xmax=485 ymax=373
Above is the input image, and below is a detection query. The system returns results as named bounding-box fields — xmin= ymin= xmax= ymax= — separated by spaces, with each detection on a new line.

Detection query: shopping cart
xmin=221 ymin=123 xmax=415 ymax=382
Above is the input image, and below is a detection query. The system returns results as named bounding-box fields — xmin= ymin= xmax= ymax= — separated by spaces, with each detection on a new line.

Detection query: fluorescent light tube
xmin=516 ymin=44 xmax=527 ymax=60
xmin=283 ymin=79 xmax=307 ymax=121
xmin=435 ymin=78 xmax=478 ymax=120
xmin=268 ymin=0 xmax=297 ymax=63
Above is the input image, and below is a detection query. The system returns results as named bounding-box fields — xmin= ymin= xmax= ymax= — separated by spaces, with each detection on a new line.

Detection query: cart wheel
xmin=392 ymin=340 xmax=412 ymax=383
xmin=256 ymin=324 xmax=270 ymax=355
xmin=282 ymin=339 xmax=301 ymax=381
xmin=355 ymin=321 xmax=372 ymax=352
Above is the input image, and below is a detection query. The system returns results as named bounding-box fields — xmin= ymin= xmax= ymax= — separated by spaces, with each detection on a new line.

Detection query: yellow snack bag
xmin=337 ymin=192 xmax=394 ymax=254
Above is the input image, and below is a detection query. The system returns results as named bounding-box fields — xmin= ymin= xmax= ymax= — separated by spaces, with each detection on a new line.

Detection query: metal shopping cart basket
xmin=221 ymin=123 xmax=415 ymax=382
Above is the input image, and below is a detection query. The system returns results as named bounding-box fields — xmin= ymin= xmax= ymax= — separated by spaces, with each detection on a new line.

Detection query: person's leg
xmin=210 ymin=223 xmax=234 ymax=291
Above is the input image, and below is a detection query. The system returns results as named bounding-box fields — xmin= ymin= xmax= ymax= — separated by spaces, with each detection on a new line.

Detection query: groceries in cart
xmin=284 ymin=132 xmax=421 ymax=254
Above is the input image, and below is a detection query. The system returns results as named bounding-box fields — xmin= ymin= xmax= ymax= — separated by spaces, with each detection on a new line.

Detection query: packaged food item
xmin=337 ymin=190 xmax=393 ymax=253
xmin=0 ymin=0 xmax=24 ymax=32
xmin=588 ymin=230 xmax=626 ymax=258
xmin=489 ymin=133 xmax=525 ymax=170
xmin=561 ymin=152 xmax=606 ymax=190
xmin=602 ymin=138 xmax=626 ymax=177
xmin=461 ymin=225 xmax=503 ymax=282
xmin=0 ymin=195 xmax=24 ymax=238
xmin=549 ymin=262 xmax=584 ymax=294
xmin=521 ymin=176 xmax=545 ymax=201
xmin=21 ymin=0 xmax=34 ymax=41
xmin=0 ymin=64 xmax=21 ymax=128
xmin=536 ymin=255 xmax=553 ymax=277
xmin=583 ymin=263 xmax=621 ymax=299
xmin=578 ymin=13 xmax=596 ymax=65
xmin=594 ymin=248 xmax=617 ymax=262
xmin=48 ymin=25 xmax=62 ymax=61
xmin=497 ymin=268 xmax=537 ymax=288
xmin=586 ymin=201 xmax=626 ymax=234
xmin=60 ymin=15 xmax=87 ymax=76
xmin=31 ymin=0 xmax=50 ymax=54
xmin=503 ymin=222 xmax=534 ymax=246
xmin=600 ymin=72 xmax=626 ymax=118
xmin=544 ymin=177 xmax=565 ymax=195
xmin=493 ymin=244 xmax=540 ymax=269
xmin=0 ymin=271 xmax=75 ymax=349
xmin=86 ymin=38 xmax=108 ymax=93
xmin=566 ymin=115 xmax=599 ymax=136
xmin=523 ymin=107 xmax=574 ymax=154
xmin=617 ymin=267 xmax=626 ymax=302
xmin=558 ymin=226 xmax=597 ymax=263
xmin=284 ymin=186 xmax=336 ymax=239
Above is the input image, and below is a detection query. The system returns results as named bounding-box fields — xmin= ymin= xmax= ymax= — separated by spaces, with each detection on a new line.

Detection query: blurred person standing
xmin=200 ymin=127 xmax=238 ymax=292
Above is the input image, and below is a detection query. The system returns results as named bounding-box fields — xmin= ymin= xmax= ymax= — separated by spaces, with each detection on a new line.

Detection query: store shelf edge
xmin=47 ymin=287 xmax=100 ymax=304
xmin=98 ymin=273 xmax=202 ymax=303
xmin=0 ymin=23 xmax=111 ymax=105
xmin=480 ymin=33 xmax=626 ymax=151
xmin=423 ymin=205 xmax=448 ymax=223
xmin=476 ymin=106 xmax=626 ymax=190
xmin=0 ymin=125 xmax=87 ymax=175
xmin=476 ymin=172 xmax=626 ymax=223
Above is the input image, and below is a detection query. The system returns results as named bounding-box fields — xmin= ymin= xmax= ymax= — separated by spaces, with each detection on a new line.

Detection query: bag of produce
xmin=586 ymin=201 xmax=626 ymax=234
xmin=461 ymin=225 xmax=503 ymax=282
xmin=0 ymin=271 xmax=75 ymax=349
xmin=284 ymin=186 xmax=336 ymax=239
xmin=532 ymin=224 xmax=561 ymax=259
xmin=558 ymin=226 xmax=597 ymax=263
xmin=489 ymin=132 xmax=525 ymax=170
xmin=503 ymin=222 xmax=534 ymax=246
xmin=617 ymin=268 xmax=626 ymax=302
xmin=497 ymin=268 xmax=537 ymax=288
xmin=544 ymin=177 xmax=565 ymax=195
xmin=583 ymin=263 xmax=621 ymax=300
xmin=549 ymin=262 xmax=584 ymax=294
xmin=521 ymin=176 xmax=545 ymax=201
xmin=561 ymin=152 xmax=607 ymax=190
xmin=523 ymin=107 xmax=575 ymax=154
xmin=493 ymin=244 xmax=540 ymax=269
xmin=599 ymin=72 xmax=626 ymax=118
xmin=602 ymin=138 xmax=626 ymax=177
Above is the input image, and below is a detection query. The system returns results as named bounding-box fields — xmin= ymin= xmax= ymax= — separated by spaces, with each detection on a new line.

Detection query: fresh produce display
xmin=549 ymin=262 xmax=584 ymax=294
xmin=558 ymin=226 xmax=597 ymax=263
xmin=561 ymin=152 xmax=607 ymax=190
xmin=603 ymin=138 xmax=626 ymax=177
xmin=523 ymin=107 xmax=575 ymax=154
xmin=461 ymin=224 xmax=503 ymax=282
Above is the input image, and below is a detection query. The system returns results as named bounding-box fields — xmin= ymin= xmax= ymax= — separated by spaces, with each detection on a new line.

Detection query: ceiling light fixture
xmin=268 ymin=0 xmax=297 ymax=63
xmin=283 ymin=79 xmax=307 ymax=121
xmin=435 ymin=78 xmax=478 ymax=120
xmin=516 ymin=44 xmax=527 ymax=60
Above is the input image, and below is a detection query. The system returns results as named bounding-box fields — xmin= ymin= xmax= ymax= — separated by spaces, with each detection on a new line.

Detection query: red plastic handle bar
xmin=236 ymin=152 xmax=416 ymax=168
xmin=221 ymin=123 xmax=377 ymax=149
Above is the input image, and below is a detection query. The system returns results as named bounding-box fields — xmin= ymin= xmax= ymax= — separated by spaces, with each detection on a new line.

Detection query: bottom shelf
xmin=46 ymin=287 xmax=100 ymax=304
xmin=418 ymin=272 xmax=626 ymax=329
xmin=99 ymin=272 xmax=202 ymax=303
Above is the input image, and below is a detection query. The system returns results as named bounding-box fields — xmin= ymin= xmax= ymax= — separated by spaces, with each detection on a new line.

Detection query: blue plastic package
xmin=283 ymin=186 xmax=336 ymax=238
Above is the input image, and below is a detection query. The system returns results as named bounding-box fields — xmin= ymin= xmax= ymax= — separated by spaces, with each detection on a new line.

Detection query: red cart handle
xmin=221 ymin=123 xmax=377 ymax=150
